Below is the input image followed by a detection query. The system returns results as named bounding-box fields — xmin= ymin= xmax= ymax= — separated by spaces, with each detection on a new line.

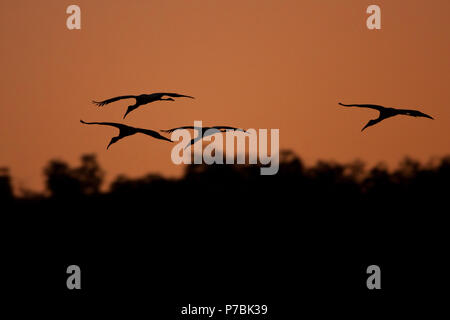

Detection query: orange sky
xmin=1 ymin=0 xmax=449 ymax=192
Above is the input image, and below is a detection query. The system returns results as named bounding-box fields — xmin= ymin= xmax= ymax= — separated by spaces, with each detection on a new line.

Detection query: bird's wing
xmin=160 ymin=126 xmax=196 ymax=133
xmin=398 ymin=109 xmax=434 ymax=119
xmin=159 ymin=93 xmax=195 ymax=99
xmin=137 ymin=128 xmax=173 ymax=142
xmin=212 ymin=126 xmax=245 ymax=131
xmin=92 ymin=95 xmax=136 ymax=106
xmin=338 ymin=103 xmax=387 ymax=112
xmin=80 ymin=120 xmax=129 ymax=130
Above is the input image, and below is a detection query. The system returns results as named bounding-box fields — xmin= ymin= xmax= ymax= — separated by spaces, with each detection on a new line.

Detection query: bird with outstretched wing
xmin=338 ymin=102 xmax=433 ymax=131
xmin=92 ymin=92 xmax=195 ymax=119
xmin=80 ymin=120 xmax=172 ymax=149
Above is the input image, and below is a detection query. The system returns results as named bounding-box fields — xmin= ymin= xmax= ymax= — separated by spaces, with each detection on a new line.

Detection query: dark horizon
xmin=2 ymin=149 xmax=449 ymax=201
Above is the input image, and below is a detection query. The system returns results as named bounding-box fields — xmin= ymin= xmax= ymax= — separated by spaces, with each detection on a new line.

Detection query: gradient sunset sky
xmin=1 ymin=0 xmax=449 ymax=191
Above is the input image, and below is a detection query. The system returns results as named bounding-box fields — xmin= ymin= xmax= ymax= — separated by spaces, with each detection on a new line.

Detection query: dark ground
xmin=1 ymin=151 xmax=448 ymax=316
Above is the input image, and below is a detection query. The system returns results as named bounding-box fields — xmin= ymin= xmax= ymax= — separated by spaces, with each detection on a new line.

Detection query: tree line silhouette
xmin=2 ymin=150 xmax=449 ymax=211
xmin=4 ymin=150 xmax=447 ymax=305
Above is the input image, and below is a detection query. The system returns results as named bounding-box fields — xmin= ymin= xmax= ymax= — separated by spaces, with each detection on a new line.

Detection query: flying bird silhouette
xmin=161 ymin=126 xmax=245 ymax=149
xmin=339 ymin=103 xmax=434 ymax=131
xmin=92 ymin=92 xmax=195 ymax=119
xmin=80 ymin=120 xmax=172 ymax=149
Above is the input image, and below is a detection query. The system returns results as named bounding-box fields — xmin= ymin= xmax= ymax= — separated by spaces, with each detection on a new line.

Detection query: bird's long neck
xmin=107 ymin=136 xmax=120 ymax=149
xmin=184 ymin=136 xmax=201 ymax=150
